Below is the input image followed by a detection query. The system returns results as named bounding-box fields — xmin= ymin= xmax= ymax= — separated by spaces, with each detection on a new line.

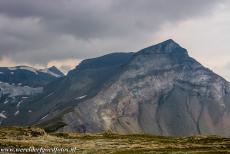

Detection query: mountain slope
xmin=1 ymin=53 xmax=134 ymax=126
xmin=0 ymin=66 xmax=64 ymax=87
xmin=60 ymin=39 xmax=230 ymax=136
xmin=2 ymin=40 xmax=230 ymax=137
xmin=0 ymin=66 xmax=64 ymax=125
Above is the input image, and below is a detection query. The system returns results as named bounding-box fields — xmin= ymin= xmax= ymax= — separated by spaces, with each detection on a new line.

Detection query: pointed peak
xmin=39 ymin=66 xmax=64 ymax=77
xmin=48 ymin=66 xmax=64 ymax=77
xmin=138 ymin=39 xmax=187 ymax=55
xmin=161 ymin=39 xmax=179 ymax=45
xmin=48 ymin=66 xmax=58 ymax=70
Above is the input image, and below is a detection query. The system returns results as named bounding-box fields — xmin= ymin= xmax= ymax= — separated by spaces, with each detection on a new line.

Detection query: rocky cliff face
xmin=60 ymin=40 xmax=230 ymax=136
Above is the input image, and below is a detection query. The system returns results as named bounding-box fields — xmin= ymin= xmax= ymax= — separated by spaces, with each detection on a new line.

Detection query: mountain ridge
xmin=1 ymin=40 xmax=230 ymax=137
xmin=0 ymin=65 xmax=64 ymax=125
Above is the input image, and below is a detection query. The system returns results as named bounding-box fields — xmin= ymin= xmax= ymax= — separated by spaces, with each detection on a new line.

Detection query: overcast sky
xmin=0 ymin=0 xmax=229 ymax=80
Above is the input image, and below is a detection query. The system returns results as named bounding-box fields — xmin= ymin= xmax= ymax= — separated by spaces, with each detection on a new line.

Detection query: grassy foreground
xmin=0 ymin=127 xmax=230 ymax=153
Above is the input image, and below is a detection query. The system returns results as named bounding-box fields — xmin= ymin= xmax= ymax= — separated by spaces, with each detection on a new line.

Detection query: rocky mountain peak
xmin=138 ymin=39 xmax=188 ymax=55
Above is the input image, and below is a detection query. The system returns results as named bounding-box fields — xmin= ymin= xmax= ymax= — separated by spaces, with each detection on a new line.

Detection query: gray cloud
xmin=0 ymin=0 xmax=227 ymax=65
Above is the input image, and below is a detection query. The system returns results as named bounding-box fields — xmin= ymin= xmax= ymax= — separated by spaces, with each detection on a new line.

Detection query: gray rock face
xmin=60 ymin=40 xmax=230 ymax=136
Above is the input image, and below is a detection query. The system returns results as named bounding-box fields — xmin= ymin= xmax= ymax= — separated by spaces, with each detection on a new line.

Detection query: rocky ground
xmin=0 ymin=127 xmax=230 ymax=154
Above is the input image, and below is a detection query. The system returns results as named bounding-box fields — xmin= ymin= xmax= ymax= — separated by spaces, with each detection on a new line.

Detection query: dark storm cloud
xmin=0 ymin=0 xmax=226 ymax=65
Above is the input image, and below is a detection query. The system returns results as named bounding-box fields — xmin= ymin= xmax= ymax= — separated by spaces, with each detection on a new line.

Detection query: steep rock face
xmin=60 ymin=40 xmax=230 ymax=136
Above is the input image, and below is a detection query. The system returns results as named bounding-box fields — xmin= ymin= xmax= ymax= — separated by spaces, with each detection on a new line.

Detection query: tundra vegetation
xmin=0 ymin=127 xmax=230 ymax=154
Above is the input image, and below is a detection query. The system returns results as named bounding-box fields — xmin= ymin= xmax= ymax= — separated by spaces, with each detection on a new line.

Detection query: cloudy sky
xmin=0 ymin=0 xmax=230 ymax=80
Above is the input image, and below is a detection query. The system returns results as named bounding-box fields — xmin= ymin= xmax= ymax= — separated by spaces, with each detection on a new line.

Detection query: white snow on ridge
xmin=8 ymin=67 xmax=17 ymax=71
xmin=8 ymin=66 xmax=38 ymax=75
xmin=43 ymin=92 xmax=54 ymax=100
xmin=19 ymin=66 xmax=38 ymax=74
xmin=40 ymin=68 xmax=61 ymax=78
xmin=0 ymin=113 xmax=7 ymax=119
xmin=3 ymin=99 xmax=8 ymax=104
xmin=16 ymin=100 xmax=23 ymax=108
xmin=14 ymin=110 xmax=19 ymax=116
xmin=41 ymin=114 xmax=49 ymax=120
xmin=7 ymin=66 xmax=62 ymax=77
xmin=0 ymin=82 xmax=43 ymax=97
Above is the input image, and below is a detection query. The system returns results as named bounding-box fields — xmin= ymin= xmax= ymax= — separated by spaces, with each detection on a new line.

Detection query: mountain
xmin=2 ymin=40 xmax=230 ymax=137
xmin=0 ymin=66 xmax=64 ymax=124
xmin=0 ymin=66 xmax=64 ymax=87
xmin=0 ymin=53 xmax=134 ymax=126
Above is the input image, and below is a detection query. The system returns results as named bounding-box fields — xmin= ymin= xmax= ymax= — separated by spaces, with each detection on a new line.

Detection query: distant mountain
xmin=39 ymin=66 xmax=64 ymax=78
xmin=2 ymin=40 xmax=230 ymax=137
xmin=0 ymin=65 xmax=64 ymax=124
xmin=0 ymin=66 xmax=64 ymax=87
xmin=2 ymin=52 xmax=134 ymax=126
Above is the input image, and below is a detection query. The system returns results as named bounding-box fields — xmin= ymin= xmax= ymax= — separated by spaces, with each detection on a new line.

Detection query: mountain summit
xmin=138 ymin=39 xmax=187 ymax=55
xmin=2 ymin=40 xmax=230 ymax=137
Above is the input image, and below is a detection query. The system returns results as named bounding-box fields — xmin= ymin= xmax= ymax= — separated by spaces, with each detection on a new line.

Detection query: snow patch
xmin=75 ymin=95 xmax=87 ymax=100
xmin=47 ymin=92 xmax=54 ymax=97
xmin=40 ymin=68 xmax=61 ymax=77
xmin=9 ymin=66 xmax=38 ymax=75
xmin=41 ymin=114 xmax=49 ymax=120
xmin=0 ymin=82 xmax=43 ymax=97
xmin=43 ymin=92 xmax=54 ymax=99
xmin=0 ymin=113 xmax=7 ymax=119
xmin=8 ymin=66 xmax=62 ymax=77
xmin=8 ymin=67 xmax=16 ymax=71
xmin=19 ymin=66 xmax=38 ymax=74
xmin=3 ymin=100 xmax=8 ymax=104
xmin=14 ymin=110 xmax=19 ymax=116
xmin=16 ymin=100 xmax=23 ymax=108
